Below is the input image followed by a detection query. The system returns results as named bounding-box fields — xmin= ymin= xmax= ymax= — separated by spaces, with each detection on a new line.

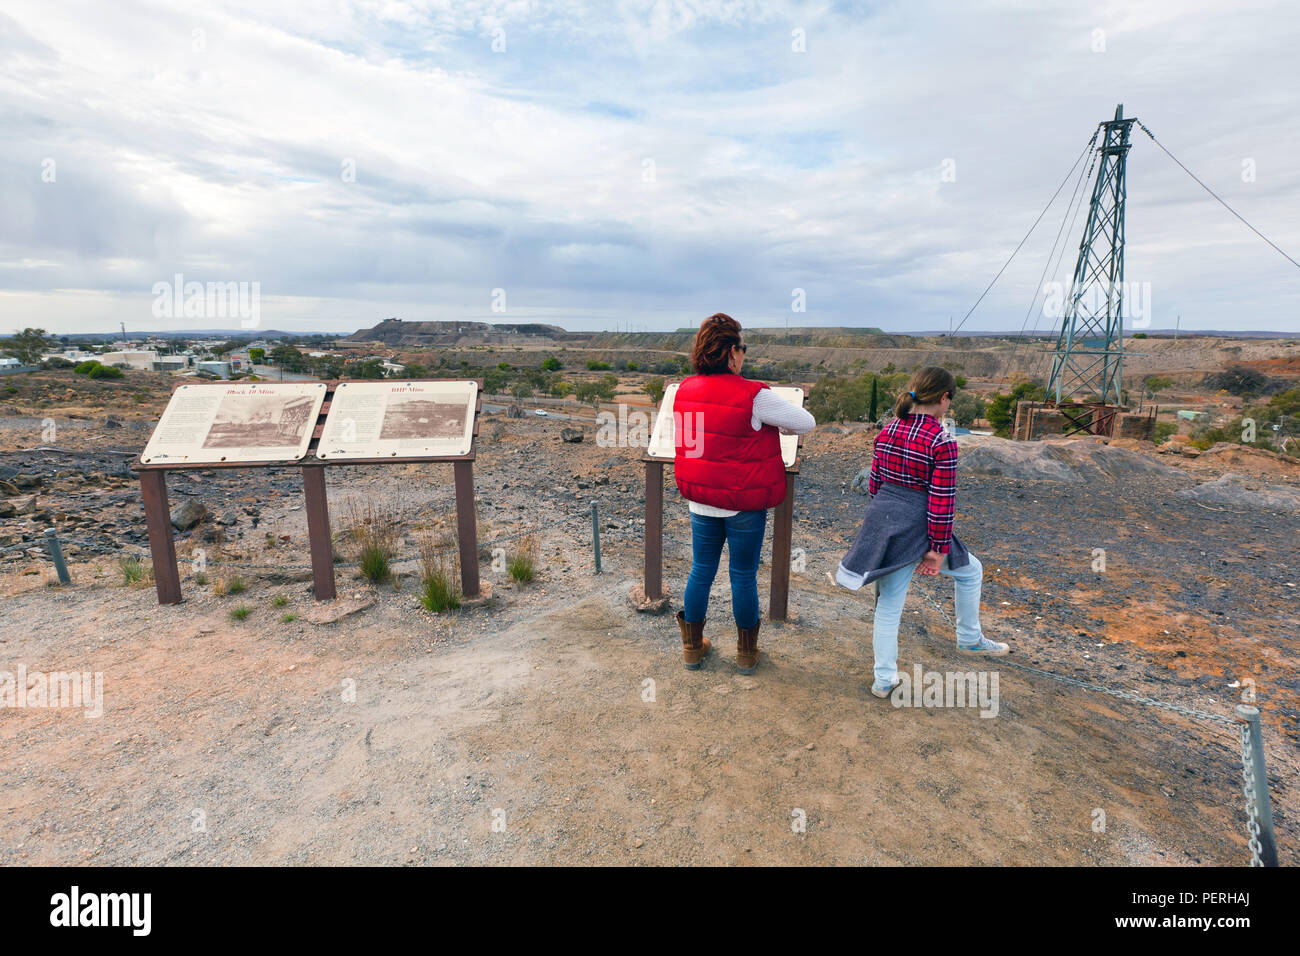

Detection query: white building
xmin=196 ymin=360 xmax=232 ymax=379
xmin=99 ymin=350 xmax=159 ymax=370
xmin=41 ymin=349 xmax=94 ymax=362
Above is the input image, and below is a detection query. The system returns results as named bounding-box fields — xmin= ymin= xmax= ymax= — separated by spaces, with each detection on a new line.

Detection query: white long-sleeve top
xmin=687 ymin=389 xmax=817 ymax=517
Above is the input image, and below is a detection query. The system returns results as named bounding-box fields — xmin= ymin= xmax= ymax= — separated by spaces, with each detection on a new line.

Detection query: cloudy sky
xmin=1 ymin=0 xmax=1297 ymax=336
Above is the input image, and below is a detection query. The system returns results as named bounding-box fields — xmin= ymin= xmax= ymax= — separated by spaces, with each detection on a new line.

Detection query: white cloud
xmin=0 ymin=0 xmax=1297 ymax=334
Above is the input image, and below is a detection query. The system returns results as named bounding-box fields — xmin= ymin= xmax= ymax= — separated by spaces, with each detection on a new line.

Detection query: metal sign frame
xmin=133 ymin=379 xmax=483 ymax=606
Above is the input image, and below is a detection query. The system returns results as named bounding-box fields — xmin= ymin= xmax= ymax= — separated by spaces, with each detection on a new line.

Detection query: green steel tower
xmin=1047 ymin=104 xmax=1136 ymax=407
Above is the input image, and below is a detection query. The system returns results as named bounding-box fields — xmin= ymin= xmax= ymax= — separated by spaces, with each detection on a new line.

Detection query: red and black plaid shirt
xmin=868 ymin=413 xmax=958 ymax=554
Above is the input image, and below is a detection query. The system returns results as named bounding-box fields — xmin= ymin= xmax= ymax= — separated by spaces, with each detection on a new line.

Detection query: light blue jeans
xmin=871 ymin=552 xmax=985 ymax=688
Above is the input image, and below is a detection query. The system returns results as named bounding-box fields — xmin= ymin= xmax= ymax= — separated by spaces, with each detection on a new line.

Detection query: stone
xmin=1177 ymin=473 xmax=1300 ymax=513
xmin=217 ymin=511 xmax=239 ymax=526
xmin=506 ymin=404 xmax=524 ymax=418
xmin=10 ymin=495 xmax=37 ymax=515
xmin=955 ymin=435 xmax=1186 ymax=483
xmin=628 ymin=585 xmax=671 ymax=614
xmin=1200 ymin=442 xmax=1295 ymax=464
xmin=0 ymin=480 xmax=19 ymax=497
xmin=170 ymin=499 xmax=209 ymax=530
xmin=1105 ymin=437 xmax=1149 ymax=451
xmin=561 ymin=428 xmax=583 ymax=443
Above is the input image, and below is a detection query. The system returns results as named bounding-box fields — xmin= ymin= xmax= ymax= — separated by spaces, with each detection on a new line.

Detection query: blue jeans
xmin=683 ymin=509 xmax=766 ymax=629
xmin=871 ymin=552 xmax=985 ymax=688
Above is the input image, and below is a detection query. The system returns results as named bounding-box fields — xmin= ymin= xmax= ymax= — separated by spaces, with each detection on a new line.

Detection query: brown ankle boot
xmin=676 ymin=610 xmax=711 ymax=670
xmin=736 ymin=619 xmax=761 ymax=674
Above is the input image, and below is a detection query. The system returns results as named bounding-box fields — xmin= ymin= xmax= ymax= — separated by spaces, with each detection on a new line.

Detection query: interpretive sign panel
xmin=646 ymin=383 xmax=804 ymax=467
xmin=316 ymin=380 xmax=478 ymax=459
xmin=140 ymin=382 xmax=326 ymax=465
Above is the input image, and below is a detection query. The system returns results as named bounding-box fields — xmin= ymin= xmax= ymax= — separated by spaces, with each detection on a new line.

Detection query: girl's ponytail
xmin=893 ymin=366 xmax=956 ymax=418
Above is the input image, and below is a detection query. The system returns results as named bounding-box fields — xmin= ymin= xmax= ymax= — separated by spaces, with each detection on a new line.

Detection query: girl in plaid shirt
xmin=836 ymin=366 xmax=1009 ymax=698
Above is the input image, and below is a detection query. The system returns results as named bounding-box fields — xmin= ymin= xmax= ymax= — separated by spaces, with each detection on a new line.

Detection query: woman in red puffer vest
xmin=672 ymin=313 xmax=815 ymax=674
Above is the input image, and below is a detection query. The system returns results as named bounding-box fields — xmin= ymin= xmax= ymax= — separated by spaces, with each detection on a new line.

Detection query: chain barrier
xmin=1238 ymin=722 xmax=1265 ymax=867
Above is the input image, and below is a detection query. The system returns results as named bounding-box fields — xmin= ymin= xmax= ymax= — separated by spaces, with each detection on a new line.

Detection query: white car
xmin=534 ymin=409 xmax=548 ymax=416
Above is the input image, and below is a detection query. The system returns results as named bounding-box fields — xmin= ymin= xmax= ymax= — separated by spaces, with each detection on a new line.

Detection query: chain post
xmin=43 ymin=528 xmax=71 ymax=585
xmin=1235 ymin=705 xmax=1277 ymax=866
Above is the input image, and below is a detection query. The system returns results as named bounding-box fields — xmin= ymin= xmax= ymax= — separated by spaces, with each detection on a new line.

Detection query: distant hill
xmin=344 ymin=318 xmax=572 ymax=347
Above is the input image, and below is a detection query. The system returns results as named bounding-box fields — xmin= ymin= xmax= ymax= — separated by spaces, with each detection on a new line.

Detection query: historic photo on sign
xmin=204 ymin=393 xmax=318 ymax=449
xmin=317 ymin=380 xmax=477 ymax=459
xmin=140 ymin=383 xmax=327 ymax=465
xmin=378 ymin=394 xmax=467 ymax=441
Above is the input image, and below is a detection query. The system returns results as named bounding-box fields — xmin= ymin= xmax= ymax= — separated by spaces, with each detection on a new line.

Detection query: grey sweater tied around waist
xmin=835 ymin=481 xmax=970 ymax=591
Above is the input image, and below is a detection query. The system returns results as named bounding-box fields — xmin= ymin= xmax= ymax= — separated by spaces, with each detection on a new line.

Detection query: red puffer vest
xmin=673 ymin=373 xmax=787 ymax=511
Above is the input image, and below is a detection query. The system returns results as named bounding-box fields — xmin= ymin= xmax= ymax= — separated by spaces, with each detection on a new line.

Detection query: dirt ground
xmin=1 ymin=400 xmax=1296 ymax=866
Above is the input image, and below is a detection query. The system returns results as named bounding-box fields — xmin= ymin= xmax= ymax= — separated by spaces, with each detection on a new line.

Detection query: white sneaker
xmin=957 ymin=636 xmax=1009 ymax=657
xmin=871 ymin=678 xmax=902 ymax=698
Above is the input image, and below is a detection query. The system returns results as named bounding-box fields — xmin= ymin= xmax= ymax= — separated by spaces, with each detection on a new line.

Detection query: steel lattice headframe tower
xmin=1047 ymin=103 xmax=1136 ymax=406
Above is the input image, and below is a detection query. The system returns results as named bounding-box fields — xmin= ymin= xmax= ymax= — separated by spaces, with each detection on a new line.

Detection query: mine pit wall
xmin=1013 ymin=401 xmax=1157 ymax=441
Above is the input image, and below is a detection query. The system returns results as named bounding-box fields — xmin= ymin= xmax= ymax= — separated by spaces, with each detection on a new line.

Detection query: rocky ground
xmin=1 ymin=380 xmax=1297 ymax=866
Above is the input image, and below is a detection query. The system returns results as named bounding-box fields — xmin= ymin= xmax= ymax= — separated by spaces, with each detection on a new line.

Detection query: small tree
xmin=950 ymin=392 xmax=986 ymax=427
xmin=1 ymin=328 xmax=56 ymax=365
xmin=541 ymin=356 xmax=562 ymax=371
xmin=270 ymin=345 xmax=308 ymax=372
xmin=642 ymin=377 xmax=666 ymax=405
xmin=1143 ymin=375 xmax=1174 ymax=400
xmin=312 ymin=355 xmax=345 ymax=379
xmin=986 ymin=381 xmax=1045 ymax=436
xmin=347 ymin=358 xmax=386 ymax=380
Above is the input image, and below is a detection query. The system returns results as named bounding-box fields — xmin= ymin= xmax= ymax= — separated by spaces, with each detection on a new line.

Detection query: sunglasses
xmin=735 ymin=343 xmax=748 ymax=353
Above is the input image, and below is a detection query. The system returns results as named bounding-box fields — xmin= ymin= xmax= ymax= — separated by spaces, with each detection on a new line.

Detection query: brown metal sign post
xmin=134 ymin=380 xmax=482 ymax=606
xmin=644 ymin=459 xmax=663 ymax=601
xmin=300 ymin=464 xmax=335 ymax=601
